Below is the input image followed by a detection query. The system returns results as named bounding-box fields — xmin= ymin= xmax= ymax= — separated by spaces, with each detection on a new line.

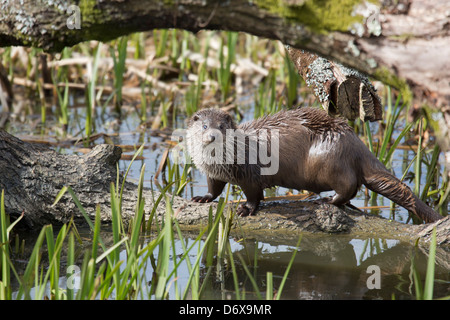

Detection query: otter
xmin=185 ymin=107 xmax=442 ymax=223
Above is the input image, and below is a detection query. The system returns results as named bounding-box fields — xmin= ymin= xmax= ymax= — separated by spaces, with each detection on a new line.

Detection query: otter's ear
xmin=193 ymin=115 xmax=199 ymax=121
xmin=225 ymin=113 xmax=232 ymax=124
xmin=225 ymin=113 xmax=236 ymax=127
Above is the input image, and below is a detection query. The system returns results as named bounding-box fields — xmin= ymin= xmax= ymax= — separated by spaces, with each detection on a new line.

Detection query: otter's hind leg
xmin=329 ymin=193 xmax=355 ymax=206
xmin=329 ymin=177 xmax=359 ymax=206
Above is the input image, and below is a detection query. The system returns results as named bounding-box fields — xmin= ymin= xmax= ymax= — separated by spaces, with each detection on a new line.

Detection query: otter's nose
xmin=203 ymin=130 xmax=220 ymax=145
xmin=203 ymin=133 xmax=215 ymax=145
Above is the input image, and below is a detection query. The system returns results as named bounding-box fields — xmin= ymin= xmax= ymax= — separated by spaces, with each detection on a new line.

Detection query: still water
xmin=12 ymin=231 xmax=450 ymax=300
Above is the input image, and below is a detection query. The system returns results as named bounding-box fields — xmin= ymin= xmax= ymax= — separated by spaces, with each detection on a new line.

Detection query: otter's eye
xmin=202 ymin=124 xmax=208 ymax=130
xmin=219 ymin=124 xmax=224 ymax=130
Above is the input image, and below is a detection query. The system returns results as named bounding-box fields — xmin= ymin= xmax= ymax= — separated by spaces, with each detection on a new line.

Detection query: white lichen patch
xmin=350 ymin=0 xmax=381 ymax=37
xmin=305 ymin=57 xmax=334 ymax=103
xmin=336 ymin=61 xmax=378 ymax=93
xmin=344 ymin=40 xmax=360 ymax=57
xmin=1 ymin=0 xmax=71 ymax=38
xmin=1 ymin=1 xmax=35 ymax=35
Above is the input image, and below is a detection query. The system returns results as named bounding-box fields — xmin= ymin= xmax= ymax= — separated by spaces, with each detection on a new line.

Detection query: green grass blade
xmin=130 ymin=164 xmax=146 ymax=252
xmin=266 ymin=272 xmax=273 ymax=300
xmin=421 ymin=144 xmax=440 ymax=201
xmin=95 ymin=237 xmax=129 ymax=264
xmin=52 ymin=186 xmax=68 ymax=207
xmin=16 ymin=226 xmax=48 ymax=300
xmin=0 ymin=190 xmax=11 ymax=299
xmin=382 ymin=122 xmax=413 ymax=167
xmin=276 ymin=235 xmax=302 ymax=300
xmin=226 ymin=244 xmax=240 ymax=300
xmin=67 ymin=232 xmax=75 ymax=300
xmin=414 ymin=120 xmax=424 ymax=195
xmin=237 ymin=253 xmax=263 ymax=300
xmin=423 ymin=228 xmax=437 ymax=300
xmin=181 ymin=203 xmax=224 ymax=300
xmin=91 ymin=205 xmax=101 ymax=262
xmin=119 ymin=144 xmax=145 ymax=208
xmin=154 ymin=195 xmax=174 ymax=299
xmin=110 ymin=183 xmax=122 ymax=265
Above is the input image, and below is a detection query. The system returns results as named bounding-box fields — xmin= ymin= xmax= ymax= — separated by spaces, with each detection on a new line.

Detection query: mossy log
xmin=1 ymin=129 xmax=448 ymax=246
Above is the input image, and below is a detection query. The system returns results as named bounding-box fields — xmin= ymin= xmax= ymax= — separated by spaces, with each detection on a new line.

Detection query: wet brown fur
xmin=186 ymin=107 xmax=442 ymax=223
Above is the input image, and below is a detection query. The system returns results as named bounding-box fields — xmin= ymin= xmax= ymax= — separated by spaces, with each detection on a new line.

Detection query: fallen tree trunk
xmin=1 ymin=129 xmax=448 ymax=245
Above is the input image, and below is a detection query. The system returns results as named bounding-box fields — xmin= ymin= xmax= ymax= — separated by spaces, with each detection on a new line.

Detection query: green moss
xmin=79 ymin=0 xmax=103 ymax=25
xmin=75 ymin=0 xmax=132 ymax=44
xmin=374 ymin=67 xmax=412 ymax=105
xmin=422 ymin=105 xmax=446 ymax=138
xmin=255 ymin=0 xmax=368 ymax=33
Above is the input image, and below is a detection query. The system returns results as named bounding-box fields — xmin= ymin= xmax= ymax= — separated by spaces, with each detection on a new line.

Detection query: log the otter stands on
xmin=186 ymin=107 xmax=443 ymax=223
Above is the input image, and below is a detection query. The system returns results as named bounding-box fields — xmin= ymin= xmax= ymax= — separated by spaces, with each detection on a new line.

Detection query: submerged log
xmin=0 ymin=129 xmax=448 ymax=245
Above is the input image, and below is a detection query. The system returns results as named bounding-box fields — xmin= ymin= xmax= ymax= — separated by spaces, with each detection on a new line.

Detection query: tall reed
xmin=110 ymin=36 xmax=128 ymax=114
xmin=284 ymin=53 xmax=299 ymax=108
xmin=217 ymin=32 xmax=238 ymax=102
xmin=85 ymin=43 xmax=101 ymax=139
xmin=411 ymin=228 xmax=440 ymax=300
xmin=55 ymin=79 xmax=70 ymax=131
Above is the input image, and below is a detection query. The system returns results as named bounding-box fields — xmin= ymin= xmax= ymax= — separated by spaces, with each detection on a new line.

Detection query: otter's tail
xmin=363 ymin=170 xmax=442 ymax=223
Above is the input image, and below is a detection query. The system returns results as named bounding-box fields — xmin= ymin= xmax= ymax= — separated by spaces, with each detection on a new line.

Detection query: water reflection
xmin=206 ymin=235 xmax=450 ymax=300
xmin=10 ymin=231 xmax=450 ymax=300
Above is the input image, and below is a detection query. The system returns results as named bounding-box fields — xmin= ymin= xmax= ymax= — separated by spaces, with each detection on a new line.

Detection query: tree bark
xmin=0 ymin=129 xmax=122 ymax=227
xmin=1 ymin=0 xmax=449 ymax=170
xmin=285 ymin=47 xmax=383 ymax=122
xmin=1 ymin=129 xmax=449 ymax=245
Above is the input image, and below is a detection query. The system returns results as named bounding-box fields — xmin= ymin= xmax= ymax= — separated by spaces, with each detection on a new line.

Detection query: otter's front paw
xmin=191 ymin=193 xmax=213 ymax=203
xmin=237 ymin=203 xmax=257 ymax=217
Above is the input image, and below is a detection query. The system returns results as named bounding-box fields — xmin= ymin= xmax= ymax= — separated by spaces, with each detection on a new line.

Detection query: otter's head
xmin=186 ymin=108 xmax=236 ymax=170
xmin=187 ymin=108 xmax=236 ymax=146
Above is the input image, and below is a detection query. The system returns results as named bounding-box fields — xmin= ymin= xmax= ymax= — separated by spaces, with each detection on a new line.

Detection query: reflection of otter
xmin=186 ymin=107 xmax=442 ymax=222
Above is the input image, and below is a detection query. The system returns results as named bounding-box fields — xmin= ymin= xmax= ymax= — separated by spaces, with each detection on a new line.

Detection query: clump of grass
xmin=217 ymin=32 xmax=238 ymax=102
xmin=165 ymin=156 xmax=191 ymax=196
xmin=410 ymin=228 xmax=449 ymax=300
xmin=376 ymin=91 xmax=409 ymax=168
xmin=361 ymin=88 xmax=447 ymax=219
xmin=185 ymin=32 xmax=211 ymax=116
xmin=254 ymin=70 xmax=280 ymax=118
